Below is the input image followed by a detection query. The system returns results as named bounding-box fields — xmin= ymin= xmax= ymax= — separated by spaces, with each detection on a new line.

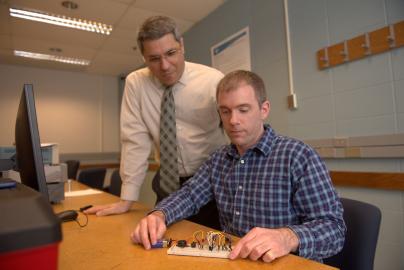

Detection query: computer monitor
xmin=15 ymin=84 xmax=49 ymax=201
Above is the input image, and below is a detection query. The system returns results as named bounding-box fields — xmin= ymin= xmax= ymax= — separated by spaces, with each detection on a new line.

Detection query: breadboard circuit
xmin=165 ymin=230 xmax=232 ymax=259
xmin=167 ymin=245 xmax=230 ymax=259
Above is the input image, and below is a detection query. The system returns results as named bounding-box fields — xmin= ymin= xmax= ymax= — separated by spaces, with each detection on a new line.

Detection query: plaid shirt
xmin=156 ymin=125 xmax=346 ymax=261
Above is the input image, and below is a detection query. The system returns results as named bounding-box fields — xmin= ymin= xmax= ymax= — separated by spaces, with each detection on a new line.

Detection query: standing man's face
xmin=142 ymin=33 xmax=185 ymax=87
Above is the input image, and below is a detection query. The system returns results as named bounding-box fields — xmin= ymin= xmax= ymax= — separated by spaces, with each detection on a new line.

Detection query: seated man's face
xmin=142 ymin=33 xmax=185 ymax=87
xmin=217 ymin=83 xmax=269 ymax=154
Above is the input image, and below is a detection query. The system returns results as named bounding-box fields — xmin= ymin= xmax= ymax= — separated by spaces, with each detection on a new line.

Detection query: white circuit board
xmin=167 ymin=245 xmax=231 ymax=259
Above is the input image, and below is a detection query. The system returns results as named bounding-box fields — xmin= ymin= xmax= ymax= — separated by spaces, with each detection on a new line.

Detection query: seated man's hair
xmin=217 ymin=70 xmax=267 ymax=105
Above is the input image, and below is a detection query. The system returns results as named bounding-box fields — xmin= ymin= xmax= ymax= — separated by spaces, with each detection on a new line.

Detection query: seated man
xmin=131 ymin=70 xmax=346 ymax=263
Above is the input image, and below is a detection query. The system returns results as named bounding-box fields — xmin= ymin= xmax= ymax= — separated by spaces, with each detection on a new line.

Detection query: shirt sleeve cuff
xmin=120 ymin=182 xmax=141 ymax=201
xmin=154 ymin=206 xmax=176 ymax=226
xmin=287 ymin=225 xmax=313 ymax=258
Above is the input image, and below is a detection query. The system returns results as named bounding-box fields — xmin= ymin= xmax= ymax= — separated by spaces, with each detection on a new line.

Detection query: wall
xmin=287 ymin=0 xmax=404 ymax=139
xmin=183 ymin=0 xmax=404 ymax=269
xmin=0 ymin=63 xmax=120 ymax=154
xmin=287 ymin=1 xmax=404 ymax=269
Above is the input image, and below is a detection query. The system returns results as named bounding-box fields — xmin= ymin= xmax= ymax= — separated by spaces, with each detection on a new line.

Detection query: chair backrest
xmin=108 ymin=169 xmax=122 ymax=197
xmin=66 ymin=160 xmax=80 ymax=179
xmin=324 ymin=197 xmax=381 ymax=270
xmin=77 ymin=168 xmax=106 ymax=190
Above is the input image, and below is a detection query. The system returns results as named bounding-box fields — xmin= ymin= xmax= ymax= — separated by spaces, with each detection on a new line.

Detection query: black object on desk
xmin=0 ymin=182 xmax=62 ymax=270
xmin=56 ymin=210 xmax=78 ymax=222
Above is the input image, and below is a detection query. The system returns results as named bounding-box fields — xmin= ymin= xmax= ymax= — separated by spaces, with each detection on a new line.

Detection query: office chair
xmin=107 ymin=169 xmax=122 ymax=197
xmin=324 ymin=197 xmax=381 ymax=270
xmin=77 ymin=167 xmax=106 ymax=190
xmin=66 ymin=160 xmax=80 ymax=179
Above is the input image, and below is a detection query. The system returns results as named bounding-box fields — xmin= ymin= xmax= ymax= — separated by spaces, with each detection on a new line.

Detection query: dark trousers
xmin=152 ymin=170 xmax=221 ymax=230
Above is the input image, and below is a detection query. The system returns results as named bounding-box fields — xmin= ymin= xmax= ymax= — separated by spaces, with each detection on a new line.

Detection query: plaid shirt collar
xmin=226 ymin=124 xmax=275 ymax=159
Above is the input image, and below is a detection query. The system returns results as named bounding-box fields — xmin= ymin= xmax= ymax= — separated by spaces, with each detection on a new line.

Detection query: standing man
xmin=132 ymin=70 xmax=346 ymax=263
xmin=86 ymin=16 xmax=226 ymax=229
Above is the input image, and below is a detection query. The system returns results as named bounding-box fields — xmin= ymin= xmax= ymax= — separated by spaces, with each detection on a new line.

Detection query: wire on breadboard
xmin=166 ymin=230 xmax=232 ymax=259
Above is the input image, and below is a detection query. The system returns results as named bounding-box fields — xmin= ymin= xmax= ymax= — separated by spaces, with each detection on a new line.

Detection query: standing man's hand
xmin=84 ymin=200 xmax=133 ymax=216
xmin=131 ymin=211 xmax=167 ymax=250
xmin=229 ymin=227 xmax=299 ymax=263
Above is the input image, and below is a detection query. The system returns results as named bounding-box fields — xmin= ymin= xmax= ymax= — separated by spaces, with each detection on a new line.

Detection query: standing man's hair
xmin=137 ymin=16 xmax=182 ymax=54
xmin=216 ymin=70 xmax=267 ymax=105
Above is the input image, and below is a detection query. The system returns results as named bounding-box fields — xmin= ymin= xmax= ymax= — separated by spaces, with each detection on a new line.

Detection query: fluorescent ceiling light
xmin=14 ymin=50 xmax=90 ymax=66
xmin=9 ymin=7 xmax=112 ymax=35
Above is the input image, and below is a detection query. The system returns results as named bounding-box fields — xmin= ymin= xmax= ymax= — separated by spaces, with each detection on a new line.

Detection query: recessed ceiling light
xmin=9 ymin=7 xmax=112 ymax=35
xmin=61 ymin=1 xmax=78 ymax=10
xmin=14 ymin=50 xmax=90 ymax=66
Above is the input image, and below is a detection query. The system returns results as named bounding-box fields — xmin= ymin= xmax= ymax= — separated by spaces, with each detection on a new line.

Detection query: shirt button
xmin=238 ymin=185 xmax=243 ymax=190
xmin=240 ymin=159 xmax=245 ymax=164
xmin=235 ymin=211 xmax=240 ymax=216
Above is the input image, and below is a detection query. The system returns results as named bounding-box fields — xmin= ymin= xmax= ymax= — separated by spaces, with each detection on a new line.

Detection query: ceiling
xmin=0 ymin=0 xmax=226 ymax=76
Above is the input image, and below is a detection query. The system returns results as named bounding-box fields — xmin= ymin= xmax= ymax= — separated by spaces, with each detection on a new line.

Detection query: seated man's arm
xmin=131 ymin=159 xmax=215 ymax=248
xmin=288 ymin=152 xmax=346 ymax=260
xmin=153 ymin=159 xmax=215 ymax=226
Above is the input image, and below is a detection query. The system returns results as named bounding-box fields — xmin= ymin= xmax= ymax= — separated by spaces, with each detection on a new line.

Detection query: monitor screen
xmin=15 ymin=84 xmax=49 ymax=201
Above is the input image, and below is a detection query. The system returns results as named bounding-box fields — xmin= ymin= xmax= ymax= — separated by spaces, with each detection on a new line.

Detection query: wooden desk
xmin=54 ymin=181 xmax=337 ymax=270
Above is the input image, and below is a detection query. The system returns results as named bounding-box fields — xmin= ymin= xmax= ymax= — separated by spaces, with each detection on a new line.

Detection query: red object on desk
xmin=0 ymin=244 xmax=59 ymax=270
xmin=0 ymin=182 xmax=62 ymax=270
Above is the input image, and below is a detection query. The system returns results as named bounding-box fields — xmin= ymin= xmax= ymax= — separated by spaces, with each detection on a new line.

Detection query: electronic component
xmin=176 ymin=240 xmax=187 ymax=248
xmin=151 ymin=239 xmax=172 ymax=249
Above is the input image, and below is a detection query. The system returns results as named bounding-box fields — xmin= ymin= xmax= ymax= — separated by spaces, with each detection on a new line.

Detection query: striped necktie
xmin=159 ymin=86 xmax=180 ymax=194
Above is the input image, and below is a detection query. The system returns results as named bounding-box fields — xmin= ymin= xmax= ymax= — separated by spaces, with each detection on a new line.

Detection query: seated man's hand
xmin=131 ymin=211 xmax=167 ymax=250
xmin=83 ymin=200 xmax=132 ymax=216
xmin=229 ymin=227 xmax=299 ymax=263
